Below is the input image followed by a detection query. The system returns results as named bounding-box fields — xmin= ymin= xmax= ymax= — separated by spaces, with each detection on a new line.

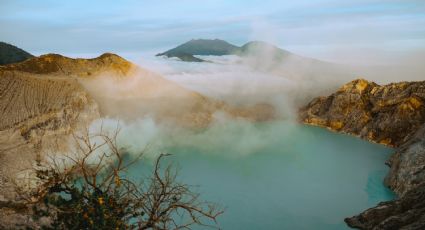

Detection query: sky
xmin=1 ymin=0 xmax=425 ymax=65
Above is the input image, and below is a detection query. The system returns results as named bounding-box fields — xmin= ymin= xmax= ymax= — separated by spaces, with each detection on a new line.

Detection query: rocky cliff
xmin=300 ymin=79 xmax=425 ymax=147
xmin=300 ymin=79 xmax=425 ymax=229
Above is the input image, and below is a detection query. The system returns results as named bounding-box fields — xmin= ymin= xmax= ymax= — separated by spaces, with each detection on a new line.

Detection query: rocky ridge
xmin=300 ymin=79 xmax=425 ymax=229
xmin=0 ymin=53 xmax=133 ymax=77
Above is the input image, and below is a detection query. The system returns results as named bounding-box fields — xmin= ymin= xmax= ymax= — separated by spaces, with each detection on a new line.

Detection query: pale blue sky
xmin=1 ymin=0 xmax=424 ymax=64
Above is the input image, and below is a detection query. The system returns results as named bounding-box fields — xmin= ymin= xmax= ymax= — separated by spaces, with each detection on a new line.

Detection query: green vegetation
xmin=157 ymin=39 xmax=239 ymax=56
xmin=0 ymin=42 xmax=33 ymax=65
xmin=156 ymin=39 xmax=239 ymax=62
xmin=156 ymin=39 xmax=295 ymax=62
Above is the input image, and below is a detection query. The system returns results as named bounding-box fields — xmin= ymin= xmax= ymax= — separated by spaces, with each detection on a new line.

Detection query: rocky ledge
xmin=300 ymin=79 xmax=425 ymax=229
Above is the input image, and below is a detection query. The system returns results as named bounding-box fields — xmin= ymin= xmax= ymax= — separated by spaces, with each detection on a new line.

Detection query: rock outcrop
xmin=300 ymin=79 xmax=425 ymax=147
xmin=300 ymin=79 xmax=425 ymax=229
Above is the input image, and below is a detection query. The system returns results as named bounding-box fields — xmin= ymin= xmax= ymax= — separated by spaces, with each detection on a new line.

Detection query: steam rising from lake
xmin=87 ymin=53 xmax=357 ymax=157
xmin=83 ymin=52 xmax=407 ymax=157
xmin=82 ymin=50 xmax=424 ymax=165
xmin=83 ymin=53 xmax=397 ymax=229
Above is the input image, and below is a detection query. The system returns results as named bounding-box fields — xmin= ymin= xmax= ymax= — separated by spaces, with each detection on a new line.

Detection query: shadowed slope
xmin=156 ymin=39 xmax=239 ymax=61
xmin=0 ymin=42 xmax=34 ymax=65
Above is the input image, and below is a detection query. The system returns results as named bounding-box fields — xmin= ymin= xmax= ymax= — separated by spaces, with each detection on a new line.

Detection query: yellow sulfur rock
xmin=355 ymin=80 xmax=369 ymax=93
xmin=98 ymin=197 xmax=104 ymax=205
xmin=330 ymin=121 xmax=343 ymax=130
xmin=307 ymin=117 xmax=328 ymax=126
xmin=368 ymin=131 xmax=375 ymax=140
xmin=400 ymin=103 xmax=412 ymax=111
xmin=370 ymin=87 xmax=378 ymax=95
xmin=379 ymin=138 xmax=392 ymax=145
xmin=409 ymin=97 xmax=422 ymax=109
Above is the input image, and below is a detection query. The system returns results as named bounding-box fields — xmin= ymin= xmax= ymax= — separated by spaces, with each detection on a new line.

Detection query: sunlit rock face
xmin=0 ymin=53 xmax=137 ymax=152
xmin=300 ymin=79 xmax=425 ymax=147
xmin=0 ymin=53 xmax=134 ymax=77
xmin=300 ymin=78 xmax=425 ymax=229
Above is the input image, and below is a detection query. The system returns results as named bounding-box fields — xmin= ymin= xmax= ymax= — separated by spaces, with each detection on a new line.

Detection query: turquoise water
xmin=127 ymin=121 xmax=395 ymax=229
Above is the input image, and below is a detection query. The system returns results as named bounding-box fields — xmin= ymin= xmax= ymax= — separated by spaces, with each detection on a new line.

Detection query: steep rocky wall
xmin=300 ymin=79 xmax=425 ymax=229
xmin=300 ymin=79 xmax=425 ymax=147
xmin=344 ymin=127 xmax=425 ymax=229
xmin=344 ymin=182 xmax=425 ymax=230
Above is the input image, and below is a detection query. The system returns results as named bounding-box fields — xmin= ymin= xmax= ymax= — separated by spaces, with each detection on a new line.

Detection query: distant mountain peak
xmin=241 ymin=40 xmax=279 ymax=49
xmin=156 ymin=39 xmax=299 ymax=62
xmin=156 ymin=39 xmax=240 ymax=62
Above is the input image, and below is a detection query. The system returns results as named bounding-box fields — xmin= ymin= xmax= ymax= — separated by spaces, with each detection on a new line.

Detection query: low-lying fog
xmin=83 ymin=50 xmax=424 ymax=156
xmin=78 ymin=51 xmax=400 ymax=229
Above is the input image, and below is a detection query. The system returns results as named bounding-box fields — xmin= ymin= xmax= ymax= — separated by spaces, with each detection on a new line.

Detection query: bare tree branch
xmin=18 ymin=125 xmax=224 ymax=229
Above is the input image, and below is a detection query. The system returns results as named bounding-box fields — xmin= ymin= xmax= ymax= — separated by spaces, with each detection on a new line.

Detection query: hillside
xmin=0 ymin=53 xmax=133 ymax=77
xmin=0 ymin=42 xmax=34 ymax=65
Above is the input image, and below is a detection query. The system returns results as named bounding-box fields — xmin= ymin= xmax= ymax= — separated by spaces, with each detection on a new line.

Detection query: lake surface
xmin=127 ymin=121 xmax=395 ymax=229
